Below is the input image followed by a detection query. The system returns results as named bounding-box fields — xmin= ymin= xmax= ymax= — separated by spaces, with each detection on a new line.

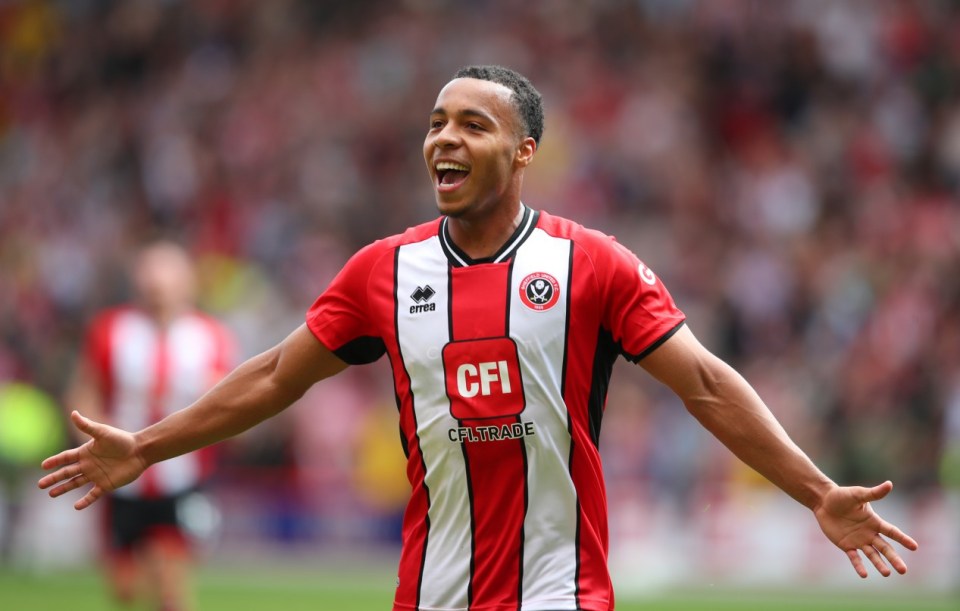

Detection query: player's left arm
xmin=638 ymin=324 xmax=919 ymax=578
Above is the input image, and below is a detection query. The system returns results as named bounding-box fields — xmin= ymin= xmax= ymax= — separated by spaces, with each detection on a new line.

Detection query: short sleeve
xmin=590 ymin=235 xmax=686 ymax=361
xmin=306 ymin=242 xmax=388 ymax=365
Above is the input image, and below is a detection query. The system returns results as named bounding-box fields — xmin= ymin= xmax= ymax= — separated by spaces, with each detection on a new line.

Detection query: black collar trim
xmin=440 ymin=205 xmax=539 ymax=267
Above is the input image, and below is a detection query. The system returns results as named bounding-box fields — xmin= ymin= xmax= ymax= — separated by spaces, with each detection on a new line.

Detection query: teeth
xmin=436 ymin=161 xmax=469 ymax=172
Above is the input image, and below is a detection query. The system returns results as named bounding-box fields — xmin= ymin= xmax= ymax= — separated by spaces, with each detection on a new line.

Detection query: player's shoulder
xmin=350 ymin=217 xmax=443 ymax=262
xmin=536 ymin=210 xmax=624 ymax=254
xmin=89 ymin=304 xmax=138 ymax=328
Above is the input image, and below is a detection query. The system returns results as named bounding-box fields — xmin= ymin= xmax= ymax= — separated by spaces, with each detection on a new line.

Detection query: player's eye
xmin=430 ymin=119 xmax=444 ymax=129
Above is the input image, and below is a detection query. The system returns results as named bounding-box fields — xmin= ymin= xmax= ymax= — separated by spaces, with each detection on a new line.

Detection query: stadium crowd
xmin=1 ymin=0 xmax=958 ymax=573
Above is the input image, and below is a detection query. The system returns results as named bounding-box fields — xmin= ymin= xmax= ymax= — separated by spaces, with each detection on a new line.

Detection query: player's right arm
xmin=38 ymin=324 xmax=347 ymax=510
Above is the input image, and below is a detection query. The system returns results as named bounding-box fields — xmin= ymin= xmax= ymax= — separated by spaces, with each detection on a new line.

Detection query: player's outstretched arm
xmin=39 ymin=324 xmax=347 ymax=509
xmin=639 ymin=324 xmax=918 ymax=577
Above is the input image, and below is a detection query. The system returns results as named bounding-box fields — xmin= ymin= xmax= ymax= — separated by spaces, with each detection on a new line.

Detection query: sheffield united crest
xmin=519 ymin=272 xmax=560 ymax=311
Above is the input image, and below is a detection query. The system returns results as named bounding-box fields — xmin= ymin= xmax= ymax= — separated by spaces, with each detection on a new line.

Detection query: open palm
xmin=814 ymin=481 xmax=919 ymax=578
xmin=38 ymin=411 xmax=148 ymax=510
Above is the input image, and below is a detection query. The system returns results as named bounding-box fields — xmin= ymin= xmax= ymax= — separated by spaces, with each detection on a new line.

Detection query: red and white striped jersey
xmin=83 ymin=306 xmax=235 ymax=499
xmin=307 ymin=207 xmax=685 ymax=611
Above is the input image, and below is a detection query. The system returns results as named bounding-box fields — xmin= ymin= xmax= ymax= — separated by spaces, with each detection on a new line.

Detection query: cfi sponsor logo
xmin=519 ymin=272 xmax=560 ymax=312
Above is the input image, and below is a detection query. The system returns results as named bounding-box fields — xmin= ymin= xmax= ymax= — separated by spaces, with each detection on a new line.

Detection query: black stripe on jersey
xmin=504 ymin=256 xmax=516 ymax=335
xmin=439 ymin=206 xmax=540 ymax=267
xmin=392 ymin=246 xmax=431 ymax=610
xmin=516 ymin=411 xmax=529 ymax=611
xmin=588 ymin=329 xmax=620 ymax=447
xmin=622 ymin=320 xmax=686 ymax=363
xmin=559 ymin=242 xmax=585 ymax=610
xmin=506 ymin=255 xmax=529 ymax=610
xmin=460 ymin=433 xmax=477 ymax=608
xmin=446 ymin=262 xmax=455 ymax=342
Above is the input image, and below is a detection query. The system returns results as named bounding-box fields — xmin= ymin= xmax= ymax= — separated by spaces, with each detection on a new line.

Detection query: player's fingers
xmin=861 ymin=543 xmax=891 ymax=577
xmin=40 ymin=448 xmax=80 ymax=471
xmin=880 ymin=521 xmax=919 ymax=551
xmin=75 ymin=485 xmax=103 ymax=511
xmin=37 ymin=461 xmax=81 ymax=489
xmin=45 ymin=469 xmax=89 ymax=498
xmin=70 ymin=410 xmax=104 ymax=438
xmin=860 ymin=480 xmax=893 ymax=503
xmin=874 ymin=537 xmax=908 ymax=575
xmin=846 ymin=549 xmax=868 ymax=579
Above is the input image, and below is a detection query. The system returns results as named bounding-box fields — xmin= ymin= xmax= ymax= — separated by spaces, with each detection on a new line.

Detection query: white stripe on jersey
xmin=511 ymin=228 xmax=580 ymax=610
xmin=153 ymin=318 xmax=215 ymax=493
xmin=110 ymin=313 xmax=154 ymax=497
xmin=395 ymin=237 xmax=471 ymax=609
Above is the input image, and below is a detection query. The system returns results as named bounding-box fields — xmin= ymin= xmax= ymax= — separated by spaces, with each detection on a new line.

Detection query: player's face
xmin=133 ymin=243 xmax=197 ymax=318
xmin=424 ymin=78 xmax=535 ymax=220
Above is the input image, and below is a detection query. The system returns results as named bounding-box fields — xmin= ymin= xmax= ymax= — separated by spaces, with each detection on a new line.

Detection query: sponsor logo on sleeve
xmin=638 ymin=263 xmax=657 ymax=286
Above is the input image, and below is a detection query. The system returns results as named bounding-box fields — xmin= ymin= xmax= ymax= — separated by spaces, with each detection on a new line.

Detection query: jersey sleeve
xmin=588 ymin=233 xmax=686 ymax=362
xmin=305 ymin=242 xmax=388 ymax=365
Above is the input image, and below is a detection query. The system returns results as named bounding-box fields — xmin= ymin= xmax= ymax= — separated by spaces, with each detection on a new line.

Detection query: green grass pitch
xmin=0 ymin=566 xmax=955 ymax=610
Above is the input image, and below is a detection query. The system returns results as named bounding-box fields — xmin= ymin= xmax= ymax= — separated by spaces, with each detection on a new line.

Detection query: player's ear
xmin=516 ymin=136 xmax=537 ymax=168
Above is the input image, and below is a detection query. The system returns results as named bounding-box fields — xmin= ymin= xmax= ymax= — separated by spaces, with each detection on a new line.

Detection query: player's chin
xmin=434 ymin=196 xmax=470 ymax=218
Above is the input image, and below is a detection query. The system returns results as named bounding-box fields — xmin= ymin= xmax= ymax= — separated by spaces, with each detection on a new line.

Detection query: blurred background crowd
xmin=0 ymin=0 xmax=958 ymax=588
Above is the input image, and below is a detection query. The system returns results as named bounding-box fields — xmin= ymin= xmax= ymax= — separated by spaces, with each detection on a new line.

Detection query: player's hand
xmin=813 ymin=480 xmax=919 ymax=578
xmin=38 ymin=410 xmax=148 ymax=510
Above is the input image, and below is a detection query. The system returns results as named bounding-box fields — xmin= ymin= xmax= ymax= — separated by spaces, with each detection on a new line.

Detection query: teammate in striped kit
xmin=65 ymin=241 xmax=235 ymax=611
xmin=41 ymin=66 xmax=917 ymax=610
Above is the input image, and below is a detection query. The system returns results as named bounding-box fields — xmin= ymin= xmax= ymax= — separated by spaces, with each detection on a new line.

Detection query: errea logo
xmin=410 ymin=285 xmax=436 ymax=314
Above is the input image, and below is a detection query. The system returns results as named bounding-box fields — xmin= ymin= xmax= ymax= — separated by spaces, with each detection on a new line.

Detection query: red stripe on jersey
xmin=450 ymin=264 xmax=526 ymax=608
xmin=86 ymin=309 xmax=120 ymax=410
xmin=141 ymin=331 xmax=169 ymax=498
xmin=557 ymin=230 xmax=617 ymax=608
xmin=394 ymin=356 xmax=431 ymax=607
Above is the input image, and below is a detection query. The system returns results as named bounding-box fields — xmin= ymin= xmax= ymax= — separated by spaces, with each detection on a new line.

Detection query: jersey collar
xmin=440 ymin=205 xmax=539 ymax=267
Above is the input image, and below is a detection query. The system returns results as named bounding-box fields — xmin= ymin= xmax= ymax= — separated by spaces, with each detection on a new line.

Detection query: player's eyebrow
xmin=429 ymin=107 xmax=497 ymax=125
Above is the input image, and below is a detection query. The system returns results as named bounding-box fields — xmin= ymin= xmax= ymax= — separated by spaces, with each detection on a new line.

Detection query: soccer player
xmin=40 ymin=66 xmax=917 ymax=611
xmin=63 ymin=241 xmax=235 ymax=611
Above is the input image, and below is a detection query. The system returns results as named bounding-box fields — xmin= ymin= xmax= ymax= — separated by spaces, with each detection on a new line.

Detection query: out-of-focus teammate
xmin=64 ymin=241 xmax=235 ymax=611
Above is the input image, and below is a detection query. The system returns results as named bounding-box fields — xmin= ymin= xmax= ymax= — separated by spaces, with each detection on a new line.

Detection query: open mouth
xmin=436 ymin=161 xmax=470 ymax=190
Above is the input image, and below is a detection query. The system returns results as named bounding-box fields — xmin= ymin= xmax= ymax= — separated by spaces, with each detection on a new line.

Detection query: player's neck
xmin=142 ymin=303 xmax=189 ymax=328
xmin=446 ymin=201 xmax=525 ymax=260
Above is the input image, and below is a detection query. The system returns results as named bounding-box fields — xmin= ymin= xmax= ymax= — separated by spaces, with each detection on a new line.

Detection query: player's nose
xmin=432 ymin=124 xmax=461 ymax=148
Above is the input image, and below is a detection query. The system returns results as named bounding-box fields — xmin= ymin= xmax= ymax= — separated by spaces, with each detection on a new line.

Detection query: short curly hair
xmin=454 ymin=65 xmax=544 ymax=146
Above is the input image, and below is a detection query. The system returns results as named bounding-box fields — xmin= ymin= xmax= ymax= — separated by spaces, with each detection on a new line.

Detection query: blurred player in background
xmin=64 ymin=241 xmax=235 ymax=611
xmin=41 ymin=67 xmax=916 ymax=611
